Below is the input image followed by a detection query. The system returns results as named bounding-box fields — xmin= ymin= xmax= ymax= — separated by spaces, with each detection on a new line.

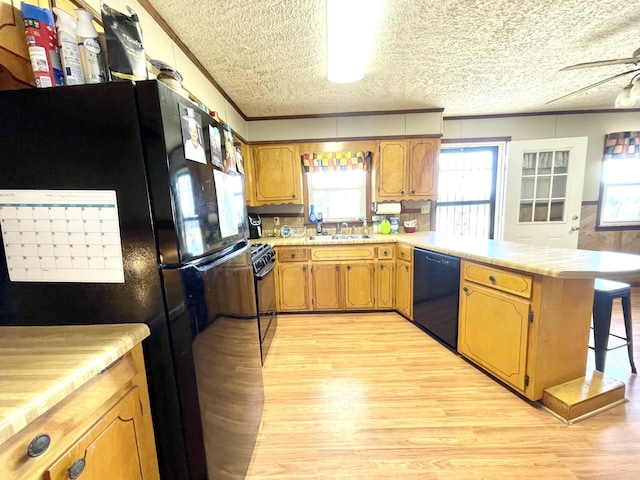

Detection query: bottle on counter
xmin=309 ymin=204 xmax=316 ymax=223
xmin=316 ymin=211 xmax=323 ymax=234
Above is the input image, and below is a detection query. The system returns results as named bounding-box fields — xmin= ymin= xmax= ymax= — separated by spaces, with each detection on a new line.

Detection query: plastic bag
xmin=101 ymin=2 xmax=146 ymax=81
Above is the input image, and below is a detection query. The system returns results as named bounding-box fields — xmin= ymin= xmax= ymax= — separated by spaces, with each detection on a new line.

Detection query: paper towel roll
xmin=376 ymin=202 xmax=401 ymax=215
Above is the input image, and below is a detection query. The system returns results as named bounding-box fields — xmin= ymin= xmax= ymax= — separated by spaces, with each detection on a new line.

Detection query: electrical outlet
xmin=273 ymin=217 xmax=280 ymax=226
xmin=420 ymin=202 xmax=431 ymax=214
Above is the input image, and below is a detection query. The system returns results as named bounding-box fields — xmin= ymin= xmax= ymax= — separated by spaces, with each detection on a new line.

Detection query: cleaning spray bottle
xmin=75 ymin=8 xmax=106 ymax=83
xmin=52 ymin=8 xmax=84 ymax=85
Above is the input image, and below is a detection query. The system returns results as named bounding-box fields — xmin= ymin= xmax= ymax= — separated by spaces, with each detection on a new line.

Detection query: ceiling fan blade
xmin=546 ymin=68 xmax=640 ymax=104
xmin=561 ymin=56 xmax=640 ymax=71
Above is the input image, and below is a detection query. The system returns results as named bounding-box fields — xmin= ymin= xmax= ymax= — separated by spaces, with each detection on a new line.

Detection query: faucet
xmin=337 ymin=222 xmax=349 ymax=235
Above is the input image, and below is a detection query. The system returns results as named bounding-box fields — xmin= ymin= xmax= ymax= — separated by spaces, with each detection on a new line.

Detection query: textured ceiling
xmin=145 ymin=0 xmax=640 ymax=118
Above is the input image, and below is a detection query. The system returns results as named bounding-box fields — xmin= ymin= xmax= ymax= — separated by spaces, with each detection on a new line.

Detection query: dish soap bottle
xmin=309 ymin=204 xmax=316 ymax=223
xmin=379 ymin=218 xmax=391 ymax=234
xmin=316 ymin=211 xmax=323 ymax=234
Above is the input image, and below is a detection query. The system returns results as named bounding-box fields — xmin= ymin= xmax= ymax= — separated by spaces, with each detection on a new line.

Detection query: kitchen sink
xmin=305 ymin=234 xmax=374 ymax=241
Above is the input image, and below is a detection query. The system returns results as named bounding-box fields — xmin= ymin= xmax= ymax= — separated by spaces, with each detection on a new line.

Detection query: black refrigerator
xmin=0 ymin=81 xmax=263 ymax=480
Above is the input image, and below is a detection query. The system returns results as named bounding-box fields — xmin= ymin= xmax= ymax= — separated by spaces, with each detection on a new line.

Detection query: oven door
xmin=255 ymin=259 xmax=277 ymax=365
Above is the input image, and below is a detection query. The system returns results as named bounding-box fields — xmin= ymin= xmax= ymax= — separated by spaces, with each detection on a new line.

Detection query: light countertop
xmin=260 ymin=231 xmax=640 ymax=279
xmin=0 ymin=323 xmax=150 ymax=444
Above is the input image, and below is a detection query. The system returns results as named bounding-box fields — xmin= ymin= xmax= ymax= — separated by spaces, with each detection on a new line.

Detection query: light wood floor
xmin=246 ymin=289 xmax=640 ymax=479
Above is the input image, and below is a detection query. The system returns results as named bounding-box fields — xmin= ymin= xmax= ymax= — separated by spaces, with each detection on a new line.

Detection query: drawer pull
xmin=488 ymin=275 xmax=496 ymax=283
xmin=463 ymin=286 xmax=469 ymax=293
xmin=292 ymin=253 xmax=296 ymax=259
xmin=27 ymin=433 xmax=51 ymax=457
xmin=68 ymin=458 xmax=86 ymax=479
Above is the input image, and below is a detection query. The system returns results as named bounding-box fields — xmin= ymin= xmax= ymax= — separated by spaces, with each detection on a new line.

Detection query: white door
xmin=503 ymin=137 xmax=587 ymax=248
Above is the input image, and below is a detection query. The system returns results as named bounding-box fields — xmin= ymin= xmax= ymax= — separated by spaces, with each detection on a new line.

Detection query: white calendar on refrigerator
xmin=0 ymin=190 xmax=125 ymax=283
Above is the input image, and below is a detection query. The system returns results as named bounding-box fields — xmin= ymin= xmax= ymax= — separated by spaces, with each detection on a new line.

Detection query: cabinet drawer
xmin=277 ymin=248 xmax=309 ymax=262
xmin=462 ymin=261 xmax=533 ymax=299
xmin=377 ymin=245 xmax=394 ymax=260
xmin=311 ymin=245 xmax=376 ymax=261
xmin=1 ymin=351 xmax=137 ymax=480
xmin=396 ymin=243 xmax=413 ymax=261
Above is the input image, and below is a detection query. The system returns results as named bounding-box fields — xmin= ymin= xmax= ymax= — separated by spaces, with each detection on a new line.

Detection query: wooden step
xmin=541 ymin=370 xmax=626 ymax=424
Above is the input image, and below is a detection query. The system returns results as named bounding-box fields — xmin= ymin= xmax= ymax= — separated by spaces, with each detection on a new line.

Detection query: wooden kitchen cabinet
xmin=250 ymin=144 xmax=302 ymax=205
xmin=395 ymin=244 xmax=413 ymax=319
xmin=376 ymin=262 xmax=395 ymax=309
xmin=457 ymin=260 xmax=594 ymax=400
xmin=312 ymin=263 xmax=342 ymax=310
xmin=0 ymin=341 xmax=159 ymax=480
xmin=45 ymin=387 xmax=151 ymax=480
xmin=458 ymin=281 xmax=531 ymax=392
xmin=343 ymin=262 xmax=376 ymax=309
xmin=276 ymin=247 xmax=311 ymax=311
xmin=376 ymin=138 xmax=439 ymax=201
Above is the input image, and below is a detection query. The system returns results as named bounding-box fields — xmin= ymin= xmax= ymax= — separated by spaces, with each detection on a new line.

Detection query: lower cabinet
xmin=46 ymin=387 xmax=150 ymax=480
xmin=458 ymin=281 xmax=531 ymax=392
xmin=395 ymin=244 xmax=413 ymax=319
xmin=275 ymin=245 xmax=396 ymax=312
xmin=1 ymin=344 xmax=159 ymax=480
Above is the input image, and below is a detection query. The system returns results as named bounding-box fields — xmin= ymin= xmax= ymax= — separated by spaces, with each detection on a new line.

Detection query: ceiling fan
xmin=547 ymin=47 xmax=640 ymax=106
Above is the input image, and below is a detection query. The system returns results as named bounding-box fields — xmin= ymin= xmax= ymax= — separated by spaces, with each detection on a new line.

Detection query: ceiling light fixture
xmin=615 ymin=73 xmax=640 ymax=108
xmin=326 ymin=0 xmax=383 ymax=83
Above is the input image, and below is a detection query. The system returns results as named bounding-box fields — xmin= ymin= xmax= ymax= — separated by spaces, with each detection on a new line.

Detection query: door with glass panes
xmin=504 ymin=137 xmax=587 ymax=248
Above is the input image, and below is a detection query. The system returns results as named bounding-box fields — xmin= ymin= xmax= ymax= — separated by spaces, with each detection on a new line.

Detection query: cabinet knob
xmin=380 ymin=265 xmax=384 ymax=270
xmin=302 ymin=266 xmax=306 ymax=272
xmin=411 ymin=190 xmax=415 ymax=194
xmin=488 ymin=275 xmax=496 ymax=283
xmin=27 ymin=434 xmax=51 ymax=457
xmin=347 ymin=265 xmax=351 ymax=271
xmin=68 ymin=458 xmax=86 ymax=479
xmin=335 ymin=265 xmax=339 ymax=271
xmin=291 ymin=193 xmax=296 ymax=198
xmin=463 ymin=286 xmax=469 ymax=292
xmin=292 ymin=253 xmax=296 ymax=258
xmin=401 ymin=190 xmax=405 ymax=195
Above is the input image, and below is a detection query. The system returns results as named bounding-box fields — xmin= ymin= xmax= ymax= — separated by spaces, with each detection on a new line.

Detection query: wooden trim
xmin=137 ymin=0 xmax=247 ymax=121
xmin=444 ymin=108 xmax=640 ymax=121
xmin=247 ymin=134 xmax=442 ymax=146
xmin=246 ymin=108 xmax=444 ymax=122
xmin=581 ymin=200 xmax=599 ymax=206
xmin=442 ymin=137 xmax=511 ymax=144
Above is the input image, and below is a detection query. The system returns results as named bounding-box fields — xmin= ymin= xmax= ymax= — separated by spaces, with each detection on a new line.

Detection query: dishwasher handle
xmin=424 ymin=254 xmax=459 ymax=268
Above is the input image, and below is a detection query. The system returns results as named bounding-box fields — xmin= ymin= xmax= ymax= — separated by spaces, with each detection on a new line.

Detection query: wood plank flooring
xmin=246 ymin=289 xmax=640 ymax=479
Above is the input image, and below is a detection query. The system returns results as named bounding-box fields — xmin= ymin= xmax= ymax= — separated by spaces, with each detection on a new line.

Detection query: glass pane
xmin=550 ymin=201 xmax=564 ymax=221
xmin=536 ymin=176 xmax=550 ymax=198
xmin=534 ymin=201 xmax=548 ymax=222
xmin=438 ymin=149 xmax=494 ymax=202
xmin=435 ymin=202 xmax=491 ymax=238
xmin=603 ymin=159 xmax=640 ymax=184
xmin=522 ymin=153 xmax=536 ymax=176
xmin=602 ymin=184 xmax=640 ymax=223
xmin=554 ymin=151 xmax=569 ymax=174
xmin=519 ymin=202 xmax=532 ymax=222
xmin=552 ymin=175 xmax=567 ymax=198
xmin=521 ymin=178 xmax=534 ymax=199
xmin=537 ymin=152 xmax=553 ymax=174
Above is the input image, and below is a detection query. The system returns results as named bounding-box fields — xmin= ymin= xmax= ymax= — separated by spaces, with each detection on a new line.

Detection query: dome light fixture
xmin=615 ymin=73 xmax=640 ymax=108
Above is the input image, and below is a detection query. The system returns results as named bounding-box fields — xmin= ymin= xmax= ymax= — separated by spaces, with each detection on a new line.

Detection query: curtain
xmin=523 ymin=151 xmax=569 ymax=169
xmin=603 ymin=131 xmax=640 ymax=159
xmin=301 ymin=151 xmax=372 ymax=173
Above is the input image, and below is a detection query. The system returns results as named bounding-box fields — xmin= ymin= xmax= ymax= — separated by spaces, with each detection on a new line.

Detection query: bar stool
xmin=591 ymin=278 xmax=637 ymax=374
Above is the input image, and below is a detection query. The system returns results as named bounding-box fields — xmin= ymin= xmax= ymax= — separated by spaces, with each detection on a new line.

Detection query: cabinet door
xmin=377 ymin=141 xmax=407 ymax=200
xmin=408 ymin=139 xmax=439 ymax=199
xmin=395 ymin=260 xmax=413 ymax=319
xmin=252 ymin=145 xmax=302 ymax=205
xmin=46 ymin=387 xmax=152 ymax=480
xmin=312 ymin=263 xmax=342 ymax=310
xmin=458 ymin=281 xmax=530 ymax=392
xmin=276 ymin=263 xmax=311 ymax=311
xmin=376 ymin=262 xmax=394 ymax=309
xmin=343 ymin=263 xmax=375 ymax=309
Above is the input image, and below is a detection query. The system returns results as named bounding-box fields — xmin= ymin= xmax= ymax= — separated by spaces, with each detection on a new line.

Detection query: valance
xmin=302 ymin=151 xmax=372 ymax=173
xmin=603 ymin=131 xmax=640 ymax=159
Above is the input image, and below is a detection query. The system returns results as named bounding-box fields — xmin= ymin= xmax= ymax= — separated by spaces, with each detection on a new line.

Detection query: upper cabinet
xmin=376 ymin=138 xmax=440 ymax=201
xmin=249 ymin=144 xmax=302 ymax=205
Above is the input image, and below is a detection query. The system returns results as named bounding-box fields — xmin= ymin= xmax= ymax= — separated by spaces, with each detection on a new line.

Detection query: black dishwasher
xmin=413 ymin=248 xmax=461 ymax=350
